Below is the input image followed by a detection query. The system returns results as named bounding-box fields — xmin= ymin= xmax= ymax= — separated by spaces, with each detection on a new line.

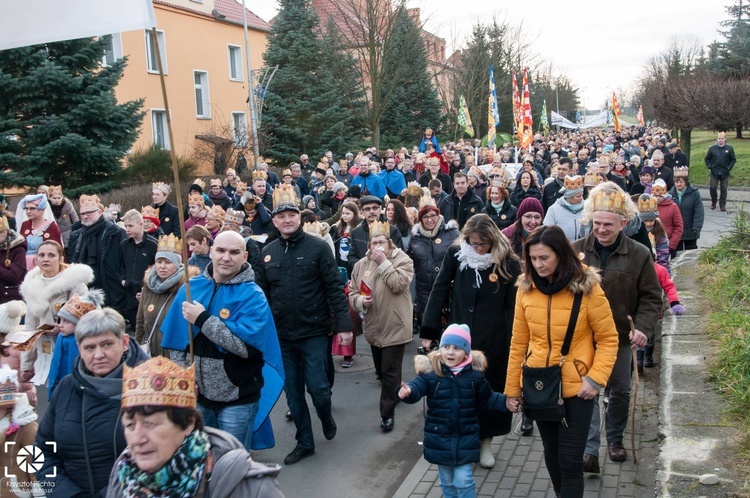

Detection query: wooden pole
xmin=152 ymin=28 xmax=193 ymax=363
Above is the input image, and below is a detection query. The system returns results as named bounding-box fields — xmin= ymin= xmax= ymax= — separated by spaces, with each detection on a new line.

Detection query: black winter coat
xmin=401 ymin=351 xmax=507 ymax=467
xmin=255 ymin=227 xmax=353 ymax=340
xmin=669 ymin=184 xmax=705 ymax=241
xmin=406 ymin=219 xmax=460 ymax=314
xmin=120 ymin=233 xmax=158 ymax=313
xmin=438 ymin=191 xmax=484 ymax=229
xmin=542 ymin=178 xmax=564 ymax=213
xmin=154 ymin=200 xmax=181 ymax=237
xmin=509 ymin=185 xmax=542 ymax=208
xmin=485 ymin=200 xmax=517 ymax=230
xmin=36 ymin=339 xmax=149 ymax=497
xmin=421 ymin=245 xmax=520 ymax=438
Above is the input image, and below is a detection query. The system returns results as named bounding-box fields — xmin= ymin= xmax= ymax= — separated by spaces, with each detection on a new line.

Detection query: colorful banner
xmin=512 ymin=71 xmax=522 ymax=144
xmin=457 ymin=94 xmax=474 ymax=137
xmin=520 ymin=68 xmax=533 ymax=149
xmin=540 ymin=100 xmax=549 ymax=133
xmin=612 ymin=91 xmax=622 ymax=132
xmin=636 ymin=105 xmax=645 ymax=126
xmin=488 ymin=66 xmax=500 ymax=147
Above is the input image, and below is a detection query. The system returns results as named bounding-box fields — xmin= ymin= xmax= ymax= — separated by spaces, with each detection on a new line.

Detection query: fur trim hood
xmin=21 ymin=263 xmax=94 ymax=318
xmin=410 ymin=217 xmax=459 ymax=237
xmin=517 ymin=265 xmax=600 ymax=294
xmin=414 ymin=349 xmax=488 ymax=375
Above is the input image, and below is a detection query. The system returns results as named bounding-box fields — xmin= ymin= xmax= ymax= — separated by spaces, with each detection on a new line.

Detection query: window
xmin=145 ymin=30 xmax=167 ymax=74
xmin=194 ymin=71 xmax=211 ymax=119
xmin=228 ymin=45 xmax=243 ymax=81
xmin=101 ymin=33 xmax=122 ymax=67
xmin=151 ymin=110 xmax=170 ymax=150
xmin=232 ymin=112 xmax=247 ymax=147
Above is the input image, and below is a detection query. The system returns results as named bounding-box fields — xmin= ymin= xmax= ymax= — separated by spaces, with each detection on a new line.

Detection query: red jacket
xmin=653 ymin=263 xmax=680 ymax=305
xmin=657 ymin=198 xmax=684 ymax=250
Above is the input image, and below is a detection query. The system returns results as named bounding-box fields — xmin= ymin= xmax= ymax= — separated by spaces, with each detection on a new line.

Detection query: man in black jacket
xmin=347 ymin=196 xmax=404 ymax=267
xmin=68 ymin=195 xmax=127 ymax=314
xmin=119 ymin=209 xmax=157 ymax=330
xmin=542 ymin=157 xmax=572 ymax=213
xmin=437 ymin=172 xmax=484 ymax=229
xmin=663 ymin=141 xmax=688 ymax=169
xmin=255 ymin=186 xmax=353 ymax=465
xmin=705 ymin=131 xmax=736 ymax=211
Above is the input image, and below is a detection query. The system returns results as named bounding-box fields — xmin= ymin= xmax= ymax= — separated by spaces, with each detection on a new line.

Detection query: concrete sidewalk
xmin=394 ymin=196 xmax=744 ymax=498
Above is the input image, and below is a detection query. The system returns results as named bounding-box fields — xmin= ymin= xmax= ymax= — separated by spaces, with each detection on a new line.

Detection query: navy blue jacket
xmin=400 ymin=351 xmax=507 ymax=467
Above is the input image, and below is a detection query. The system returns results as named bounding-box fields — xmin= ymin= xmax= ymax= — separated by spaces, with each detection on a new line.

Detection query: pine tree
xmin=0 ymin=37 xmax=144 ymax=192
xmin=260 ymin=0 xmax=361 ymax=164
xmin=378 ymin=9 xmax=444 ymax=148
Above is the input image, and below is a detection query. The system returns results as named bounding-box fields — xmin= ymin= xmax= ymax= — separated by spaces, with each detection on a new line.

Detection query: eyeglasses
xmin=421 ymin=214 xmax=439 ymax=220
xmin=469 ymin=242 xmax=491 ymax=248
xmin=362 ymin=206 xmax=380 ymax=212
xmin=80 ymin=210 xmax=99 ymax=217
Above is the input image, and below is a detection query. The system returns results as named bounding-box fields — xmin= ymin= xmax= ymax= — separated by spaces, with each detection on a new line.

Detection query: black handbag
xmin=522 ymin=292 xmax=583 ymax=425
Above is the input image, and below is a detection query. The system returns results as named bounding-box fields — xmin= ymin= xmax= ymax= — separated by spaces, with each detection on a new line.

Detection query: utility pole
xmin=241 ymin=0 xmax=260 ymax=166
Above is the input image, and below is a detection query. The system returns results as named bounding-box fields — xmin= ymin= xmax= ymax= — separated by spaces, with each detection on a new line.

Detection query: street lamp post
xmin=241 ymin=0 xmax=260 ymax=166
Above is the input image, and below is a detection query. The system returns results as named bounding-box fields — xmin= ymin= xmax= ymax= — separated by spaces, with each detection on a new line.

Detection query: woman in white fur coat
xmin=19 ymin=240 xmax=92 ymax=395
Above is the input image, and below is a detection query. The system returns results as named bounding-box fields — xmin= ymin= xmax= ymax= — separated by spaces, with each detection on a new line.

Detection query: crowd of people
xmin=0 ymin=125 xmax=731 ymax=497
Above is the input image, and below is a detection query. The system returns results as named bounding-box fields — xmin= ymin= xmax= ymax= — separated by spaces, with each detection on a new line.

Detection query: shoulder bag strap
xmin=560 ymin=292 xmax=583 ymax=358
xmin=144 ymin=295 xmax=174 ymax=345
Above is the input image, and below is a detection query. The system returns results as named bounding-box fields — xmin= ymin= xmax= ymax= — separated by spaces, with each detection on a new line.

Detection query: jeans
xmin=370 ymin=344 xmax=405 ymax=419
xmin=709 ymin=174 xmax=729 ymax=207
xmin=280 ymin=335 xmax=332 ymax=450
xmin=536 ymin=396 xmax=594 ymax=498
xmin=437 ymin=463 xmax=476 ymax=498
xmin=585 ymin=343 xmax=632 ymax=455
xmin=199 ymin=401 xmax=259 ymax=451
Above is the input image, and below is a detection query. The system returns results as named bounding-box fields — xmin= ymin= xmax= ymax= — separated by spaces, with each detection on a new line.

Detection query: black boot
xmin=520 ymin=415 xmax=533 ymax=436
xmin=644 ymin=345 xmax=655 ymax=368
xmin=636 ymin=349 xmax=644 ymax=374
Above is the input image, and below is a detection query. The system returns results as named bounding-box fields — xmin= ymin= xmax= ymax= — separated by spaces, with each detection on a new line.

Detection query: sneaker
xmin=322 ymin=416 xmax=337 ymax=440
xmin=342 ymin=358 xmax=353 ymax=368
xmin=380 ymin=417 xmax=394 ymax=432
xmin=284 ymin=446 xmax=315 ymax=465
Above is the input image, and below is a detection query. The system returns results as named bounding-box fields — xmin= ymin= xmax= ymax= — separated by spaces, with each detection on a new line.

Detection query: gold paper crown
xmin=60 ymin=293 xmax=98 ymax=321
xmin=637 ymin=194 xmax=658 ymax=214
xmin=406 ymin=182 xmax=422 ymax=198
xmin=651 ymin=181 xmax=668 ymax=197
xmin=157 ymin=234 xmax=182 ymax=254
xmin=141 ymin=205 xmax=159 ymax=220
xmin=598 ymin=154 xmax=611 ymax=167
xmin=584 ymin=172 xmax=603 ymax=187
xmin=122 ymin=357 xmax=196 ymax=409
xmin=49 ymin=185 xmax=63 ymax=197
xmin=224 ymin=208 xmax=245 ymax=226
xmin=79 ymin=194 xmax=100 ymax=210
xmin=674 ymin=166 xmax=689 ymax=179
xmin=207 ymin=205 xmax=226 ymax=222
xmin=225 ymin=168 xmax=236 ymax=176
xmin=282 ymin=169 xmax=292 ymax=178
xmin=369 ymin=220 xmax=390 ymax=239
xmin=210 ymin=178 xmax=222 ymax=188
xmin=188 ymin=193 xmax=204 ymax=207
xmin=0 ymin=380 xmax=17 ymax=408
xmin=591 ymin=190 xmax=629 ymax=215
xmin=191 ymin=178 xmax=206 ymax=191
xmin=563 ymin=175 xmax=584 ymax=191
xmin=0 ymin=216 xmax=9 ymax=232
xmin=152 ymin=182 xmax=171 ymax=195
xmin=273 ymin=184 xmax=299 ymax=211
xmin=108 ymin=203 xmax=121 ymax=213
xmin=418 ymin=194 xmax=436 ymax=210
xmin=235 ymin=180 xmax=247 ymax=191
xmin=302 ymin=221 xmax=325 ymax=238
xmin=242 ymin=194 xmax=257 ymax=213
xmin=252 ymin=170 xmax=268 ymax=181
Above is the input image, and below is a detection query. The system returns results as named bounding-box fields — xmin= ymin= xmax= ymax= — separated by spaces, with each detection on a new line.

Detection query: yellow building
xmin=111 ymin=0 xmax=270 ymax=173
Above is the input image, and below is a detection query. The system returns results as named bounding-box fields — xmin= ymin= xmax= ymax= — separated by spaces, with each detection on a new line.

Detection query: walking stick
xmin=628 ymin=315 xmax=639 ymax=464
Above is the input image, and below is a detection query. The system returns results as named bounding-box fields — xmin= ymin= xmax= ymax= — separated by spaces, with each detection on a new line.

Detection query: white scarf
xmin=456 ymin=240 xmax=493 ymax=288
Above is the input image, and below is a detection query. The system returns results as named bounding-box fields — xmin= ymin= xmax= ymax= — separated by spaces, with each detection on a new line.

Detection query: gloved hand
xmin=671 ymin=304 xmax=686 ymax=315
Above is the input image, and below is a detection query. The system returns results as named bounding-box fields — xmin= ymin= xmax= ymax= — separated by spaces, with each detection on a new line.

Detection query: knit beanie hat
xmin=0 ymin=301 xmax=26 ymax=335
xmin=439 ymin=324 xmax=472 ymax=356
xmin=302 ymin=195 xmax=315 ymax=209
xmin=516 ymin=197 xmax=544 ymax=219
xmin=332 ymin=182 xmax=348 ymax=194
xmin=57 ymin=289 xmax=105 ymax=325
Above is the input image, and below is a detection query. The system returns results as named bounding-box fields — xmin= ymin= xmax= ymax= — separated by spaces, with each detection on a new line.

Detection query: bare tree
xmin=190 ymin=108 xmax=258 ymax=176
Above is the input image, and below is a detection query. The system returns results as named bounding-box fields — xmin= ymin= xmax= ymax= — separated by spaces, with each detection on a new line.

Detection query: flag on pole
xmin=636 ymin=105 xmax=645 ymax=126
xmin=0 ymin=0 xmax=156 ymax=51
xmin=540 ymin=100 xmax=549 ymax=133
xmin=512 ymin=71 xmax=522 ymax=144
xmin=488 ymin=66 xmax=500 ymax=147
xmin=520 ymin=68 xmax=533 ymax=149
xmin=612 ymin=92 xmax=622 ymax=132
xmin=575 ymin=110 xmax=581 ymax=123
xmin=457 ymin=95 xmax=474 ymax=137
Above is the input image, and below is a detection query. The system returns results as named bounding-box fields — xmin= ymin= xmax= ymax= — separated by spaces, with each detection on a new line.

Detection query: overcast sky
xmin=247 ymin=0 xmax=728 ymax=111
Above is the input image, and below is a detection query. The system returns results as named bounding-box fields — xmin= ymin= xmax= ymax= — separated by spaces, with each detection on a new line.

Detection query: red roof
xmin=153 ymin=0 xmax=271 ymax=33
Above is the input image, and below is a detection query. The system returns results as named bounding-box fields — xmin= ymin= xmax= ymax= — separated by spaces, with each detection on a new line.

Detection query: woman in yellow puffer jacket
xmin=504 ymin=225 xmax=618 ymax=498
